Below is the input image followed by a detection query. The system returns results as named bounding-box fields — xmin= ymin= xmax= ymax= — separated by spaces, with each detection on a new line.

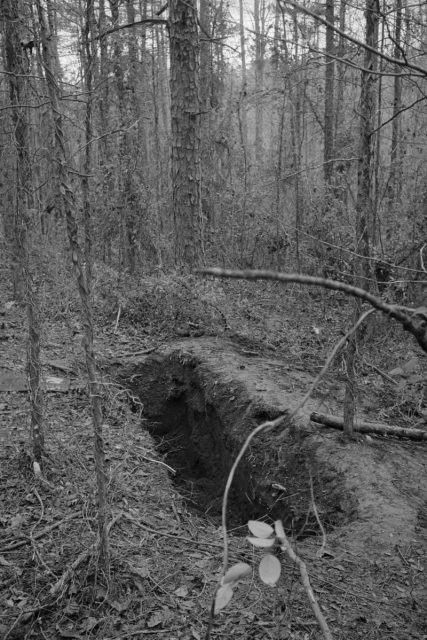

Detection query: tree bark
xmin=254 ymin=0 xmax=265 ymax=166
xmin=343 ymin=0 xmax=379 ymax=436
xmin=36 ymin=0 xmax=110 ymax=577
xmin=324 ymin=0 xmax=335 ymax=186
xmin=389 ymin=0 xmax=403 ymax=203
xmin=3 ymin=0 xmax=45 ymax=463
xmin=169 ymin=0 xmax=203 ymax=268
xmin=81 ymin=0 xmax=96 ymax=283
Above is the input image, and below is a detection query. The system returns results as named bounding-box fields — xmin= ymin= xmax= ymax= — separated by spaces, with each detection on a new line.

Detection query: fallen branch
xmin=311 ymin=411 xmax=427 ymax=441
xmin=364 ymin=361 xmax=399 ymax=385
xmin=50 ymin=545 xmax=94 ymax=596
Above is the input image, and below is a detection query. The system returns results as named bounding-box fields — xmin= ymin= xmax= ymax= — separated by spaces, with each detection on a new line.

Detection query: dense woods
xmin=1 ymin=0 xmax=426 ymax=279
xmin=0 ymin=1 xmax=426 ymax=639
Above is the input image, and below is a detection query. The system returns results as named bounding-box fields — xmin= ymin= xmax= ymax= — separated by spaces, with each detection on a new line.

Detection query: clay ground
xmin=0 ymin=273 xmax=427 ymax=640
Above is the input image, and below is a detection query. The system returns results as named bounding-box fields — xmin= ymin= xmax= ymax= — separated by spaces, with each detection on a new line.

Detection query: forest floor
xmin=0 ymin=266 xmax=427 ymax=640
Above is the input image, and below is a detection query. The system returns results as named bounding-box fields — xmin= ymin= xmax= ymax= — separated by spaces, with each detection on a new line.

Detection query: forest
xmin=0 ymin=0 xmax=426 ymax=639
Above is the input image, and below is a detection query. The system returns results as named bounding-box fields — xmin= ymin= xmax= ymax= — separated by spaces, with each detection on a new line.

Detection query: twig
xmin=280 ymin=309 xmax=375 ymax=435
xmin=364 ymin=361 xmax=399 ymax=385
xmin=30 ymin=484 xmax=56 ymax=577
xmin=3 ymin=610 xmax=25 ymax=640
xmin=31 ymin=487 xmax=45 ymax=532
xmin=113 ymin=304 xmax=122 ymax=334
xmin=308 ymin=470 xmax=327 ymax=558
xmin=50 ymin=512 xmax=123 ymax=596
xmin=134 ymin=447 xmax=176 ymax=474
xmin=0 ymin=513 xmax=80 ymax=553
xmin=30 ymin=537 xmax=57 ymax=578
xmin=122 ymin=511 xmax=223 ymax=548
xmin=50 ymin=546 xmax=94 ymax=596
xmin=275 ymin=520 xmax=334 ymax=640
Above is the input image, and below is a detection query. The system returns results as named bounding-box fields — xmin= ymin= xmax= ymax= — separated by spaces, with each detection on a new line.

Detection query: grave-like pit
xmin=144 ymin=391 xmax=280 ymax=530
xmin=115 ymin=346 xmax=357 ymax=537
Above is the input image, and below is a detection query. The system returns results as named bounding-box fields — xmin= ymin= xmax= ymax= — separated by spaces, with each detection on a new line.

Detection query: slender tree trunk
xmin=199 ymin=0 xmax=214 ymax=249
xmin=96 ymin=0 xmax=112 ymax=263
xmin=81 ymin=0 xmax=96 ymax=283
xmin=169 ymin=0 xmax=203 ymax=268
xmin=254 ymin=0 xmax=265 ymax=166
xmin=237 ymin=0 xmax=249 ymax=262
xmin=36 ymin=0 xmax=110 ymax=576
xmin=3 ymin=0 xmax=45 ymax=464
xmin=343 ymin=0 xmax=379 ymax=436
xmin=389 ymin=0 xmax=403 ymax=203
xmin=324 ymin=0 xmax=335 ymax=186
xmin=373 ymin=0 xmax=385 ymax=245
xmin=238 ymin=0 xmax=248 ymax=151
xmin=292 ymin=10 xmax=302 ymax=272
xmin=334 ymin=0 xmax=346 ymax=140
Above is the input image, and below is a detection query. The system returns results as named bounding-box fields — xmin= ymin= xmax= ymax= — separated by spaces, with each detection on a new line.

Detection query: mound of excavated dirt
xmin=112 ymin=337 xmax=427 ymax=554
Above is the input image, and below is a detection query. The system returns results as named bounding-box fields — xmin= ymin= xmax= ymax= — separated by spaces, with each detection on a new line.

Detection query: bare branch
xmin=370 ymin=94 xmax=427 ymax=135
xmin=275 ymin=520 xmax=334 ymax=640
xmin=94 ymin=18 xmax=168 ymax=41
xmin=198 ymin=268 xmax=427 ymax=352
xmin=279 ymin=0 xmax=427 ymax=77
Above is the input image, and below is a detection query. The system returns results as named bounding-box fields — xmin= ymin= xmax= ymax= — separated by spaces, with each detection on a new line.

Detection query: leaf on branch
xmin=259 ymin=554 xmax=281 ymax=586
xmin=214 ymin=583 xmax=234 ymax=613
xmin=222 ymin=562 xmax=252 ymax=584
xmin=248 ymin=520 xmax=274 ymax=538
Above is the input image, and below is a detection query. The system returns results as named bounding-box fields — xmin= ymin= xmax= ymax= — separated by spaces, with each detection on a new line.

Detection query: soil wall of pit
xmin=113 ymin=340 xmax=357 ymax=534
xmin=111 ymin=338 xmax=427 ymax=549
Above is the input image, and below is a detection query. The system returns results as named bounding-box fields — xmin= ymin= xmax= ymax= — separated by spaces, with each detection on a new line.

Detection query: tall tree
xmin=36 ymin=0 xmax=110 ymax=575
xmin=81 ymin=0 xmax=96 ymax=282
xmin=169 ymin=0 xmax=203 ymax=268
xmin=2 ymin=0 xmax=44 ymax=464
xmin=324 ymin=0 xmax=335 ymax=186
xmin=254 ymin=0 xmax=266 ymax=165
xmin=388 ymin=0 xmax=403 ymax=203
xmin=238 ymin=0 xmax=248 ymax=152
xmin=343 ymin=0 xmax=379 ymax=436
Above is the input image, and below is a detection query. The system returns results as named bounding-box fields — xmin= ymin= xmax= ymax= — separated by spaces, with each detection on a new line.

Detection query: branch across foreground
xmin=198 ymin=268 xmax=427 ymax=353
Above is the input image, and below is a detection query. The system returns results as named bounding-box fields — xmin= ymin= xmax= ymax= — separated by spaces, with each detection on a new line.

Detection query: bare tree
xmin=169 ymin=0 xmax=204 ymax=268
xmin=324 ymin=0 xmax=335 ymax=186
xmin=35 ymin=0 xmax=110 ymax=576
xmin=388 ymin=0 xmax=403 ymax=203
xmin=343 ymin=0 xmax=379 ymax=436
xmin=2 ymin=0 xmax=44 ymax=464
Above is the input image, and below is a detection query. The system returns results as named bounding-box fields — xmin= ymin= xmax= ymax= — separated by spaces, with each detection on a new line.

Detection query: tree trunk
xmin=169 ymin=0 xmax=203 ymax=268
xmin=324 ymin=0 xmax=335 ymax=186
xmin=3 ymin=0 xmax=45 ymax=464
xmin=389 ymin=0 xmax=403 ymax=203
xmin=292 ymin=10 xmax=303 ymax=272
xmin=343 ymin=0 xmax=379 ymax=436
xmin=36 ymin=0 xmax=110 ymax=577
xmin=254 ymin=0 xmax=265 ymax=166
xmin=238 ymin=0 xmax=248 ymax=151
xmin=81 ymin=0 xmax=96 ymax=283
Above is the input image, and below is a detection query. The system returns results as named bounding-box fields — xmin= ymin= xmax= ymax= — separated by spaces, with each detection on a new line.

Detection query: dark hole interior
xmin=143 ymin=390 xmax=320 ymax=537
